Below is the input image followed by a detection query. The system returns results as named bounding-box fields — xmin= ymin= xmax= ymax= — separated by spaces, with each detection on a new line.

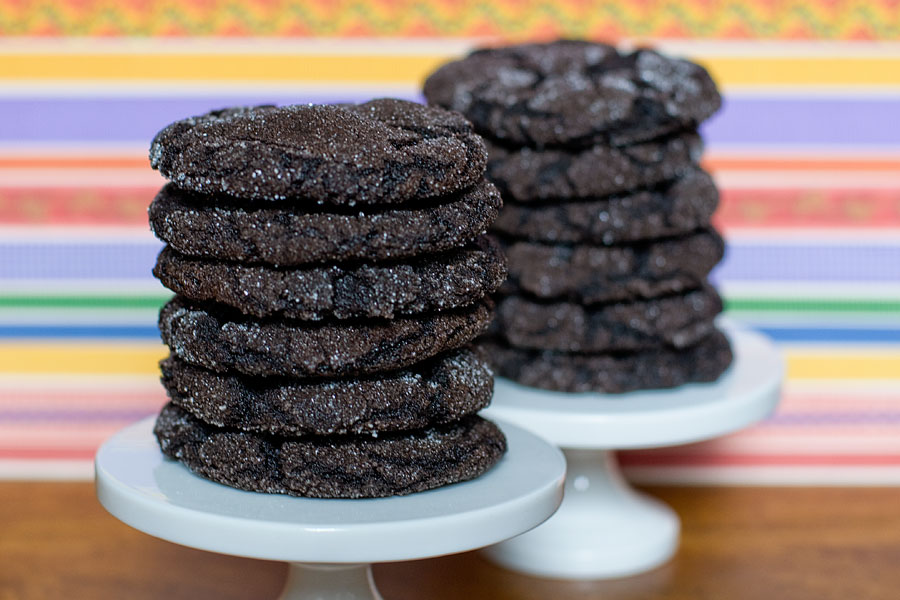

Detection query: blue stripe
xmin=757 ymin=327 xmax=900 ymax=343
xmin=0 ymin=325 xmax=159 ymax=339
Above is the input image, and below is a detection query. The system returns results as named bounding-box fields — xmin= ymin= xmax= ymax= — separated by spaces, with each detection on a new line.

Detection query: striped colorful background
xmin=2 ymin=1 xmax=899 ymax=484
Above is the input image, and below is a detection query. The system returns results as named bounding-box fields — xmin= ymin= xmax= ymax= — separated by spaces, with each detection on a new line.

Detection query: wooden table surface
xmin=2 ymin=482 xmax=899 ymax=600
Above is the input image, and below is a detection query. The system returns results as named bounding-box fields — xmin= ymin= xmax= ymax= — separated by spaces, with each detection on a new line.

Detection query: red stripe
xmin=715 ymin=188 xmax=900 ymax=229
xmin=620 ymin=453 xmax=900 ymax=467
xmin=0 ymin=187 xmax=156 ymax=225
xmin=0 ymin=448 xmax=98 ymax=460
xmin=3 ymin=186 xmax=899 ymax=228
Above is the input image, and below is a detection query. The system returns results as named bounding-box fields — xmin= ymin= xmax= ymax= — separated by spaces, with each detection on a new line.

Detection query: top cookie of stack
xmin=147 ymin=98 xmax=508 ymax=498
xmin=425 ymin=40 xmax=733 ymax=393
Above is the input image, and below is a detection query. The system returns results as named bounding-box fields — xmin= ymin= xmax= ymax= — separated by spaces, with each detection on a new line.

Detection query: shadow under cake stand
xmin=95 ymin=418 xmax=566 ymax=600
xmin=481 ymin=320 xmax=784 ymax=580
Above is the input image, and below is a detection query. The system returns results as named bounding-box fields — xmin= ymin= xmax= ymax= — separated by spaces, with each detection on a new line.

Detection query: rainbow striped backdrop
xmin=2 ymin=1 xmax=900 ymax=484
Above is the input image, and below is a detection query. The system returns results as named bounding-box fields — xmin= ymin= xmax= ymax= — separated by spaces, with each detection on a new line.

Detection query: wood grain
xmin=1 ymin=483 xmax=899 ymax=600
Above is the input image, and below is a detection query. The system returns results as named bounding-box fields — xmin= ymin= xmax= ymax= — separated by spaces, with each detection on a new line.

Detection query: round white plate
xmin=483 ymin=322 xmax=783 ymax=449
xmin=95 ymin=418 xmax=565 ymax=564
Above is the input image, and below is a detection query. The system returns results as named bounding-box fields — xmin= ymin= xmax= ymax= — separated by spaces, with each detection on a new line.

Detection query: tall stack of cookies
xmin=147 ymin=99 xmax=508 ymax=498
xmin=425 ymin=40 xmax=733 ymax=393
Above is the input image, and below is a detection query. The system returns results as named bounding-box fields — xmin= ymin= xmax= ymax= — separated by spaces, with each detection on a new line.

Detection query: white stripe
xmin=0 ymin=460 xmax=94 ymax=480
xmin=718 ymin=281 xmax=900 ymax=299
xmin=732 ymin=312 xmax=900 ymax=327
xmin=0 ymin=80 xmax=421 ymax=97
xmin=714 ymin=170 xmax=900 ymax=188
xmin=0 ymin=280 xmax=165 ymax=294
xmin=0 ymin=226 xmax=157 ymax=242
xmin=0 ymin=373 xmax=160 ymax=390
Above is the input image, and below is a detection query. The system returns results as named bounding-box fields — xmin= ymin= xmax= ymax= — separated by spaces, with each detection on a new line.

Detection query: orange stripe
xmin=704 ymin=157 xmax=900 ymax=172
xmin=0 ymin=158 xmax=149 ymax=169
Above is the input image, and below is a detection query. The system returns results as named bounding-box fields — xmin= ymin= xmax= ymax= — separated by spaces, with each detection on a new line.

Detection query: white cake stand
xmin=481 ymin=321 xmax=783 ymax=580
xmin=95 ymin=418 xmax=565 ymax=600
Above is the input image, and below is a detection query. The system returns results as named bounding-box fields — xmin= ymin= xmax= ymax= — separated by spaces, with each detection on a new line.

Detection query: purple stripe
xmin=713 ymin=244 xmax=900 ymax=282
xmin=4 ymin=95 xmax=900 ymax=146
xmin=768 ymin=413 xmax=900 ymax=425
xmin=2 ymin=241 xmax=899 ymax=282
xmin=702 ymin=96 xmax=900 ymax=146
xmin=0 ymin=409 xmax=158 ymax=423
xmin=3 ymin=93 xmax=418 ymax=143
xmin=0 ymin=242 xmax=161 ymax=278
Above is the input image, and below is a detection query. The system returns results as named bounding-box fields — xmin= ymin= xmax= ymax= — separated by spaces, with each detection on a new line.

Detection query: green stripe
xmin=725 ymin=298 xmax=900 ymax=314
xmin=0 ymin=296 xmax=168 ymax=310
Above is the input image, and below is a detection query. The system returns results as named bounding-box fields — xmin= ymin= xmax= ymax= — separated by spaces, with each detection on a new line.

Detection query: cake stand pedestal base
xmin=483 ymin=448 xmax=677 ymax=579
xmin=95 ymin=418 xmax=566 ymax=599
xmin=483 ymin=322 xmax=783 ymax=580
xmin=278 ymin=563 xmax=382 ymax=600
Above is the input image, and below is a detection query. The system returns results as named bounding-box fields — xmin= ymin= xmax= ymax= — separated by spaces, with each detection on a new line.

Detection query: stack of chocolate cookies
xmin=425 ymin=40 xmax=733 ymax=393
xmin=147 ymin=98 xmax=508 ymax=498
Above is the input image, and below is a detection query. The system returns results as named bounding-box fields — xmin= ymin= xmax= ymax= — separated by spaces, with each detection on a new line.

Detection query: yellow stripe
xmin=787 ymin=354 xmax=900 ymax=381
xmin=0 ymin=344 xmax=165 ymax=375
xmin=0 ymin=54 xmax=448 ymax=83
xmin=1 ymin=344 xmax=897 ymax=379
xmin=3 ymin=53 xmax=900 ymax=86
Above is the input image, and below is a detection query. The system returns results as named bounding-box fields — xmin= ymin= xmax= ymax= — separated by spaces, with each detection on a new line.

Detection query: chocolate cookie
xmin=149 ymin=181 xmax=501 ymax=266
xmin=491 ymin=168 xmax=718 ymax=244
xmin=424 ymin=40 xmax=721 ymax=149
xmin=500 ymin=229 xmax=724 ymax=304
xmin=149 ymin=99 xmax=487 ymax=206
xmin=159 ymin=296 xmax=493 ymax=378
xmin=481 ymin=329 xmax=733 ymax=393
xmin=486 ymin=132 xmax=702 ymax=203
xmin=494 ymin=285 xmax=723 ymax=352
xmin=154 ymin=236 xmax=506 ymax=320
xmin=161 ymin=348 xmax=493 ymax=436
xmin=154 ymin=402 xmax=507 ymax=498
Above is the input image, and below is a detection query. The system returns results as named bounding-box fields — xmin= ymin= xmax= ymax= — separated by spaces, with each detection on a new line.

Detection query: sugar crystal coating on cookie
xmin=499 ymin=229 xmax=724 ymax=304
xmin=161 ymin=348 xmax=494 ymax=436
xmin=154 ymin=402 xmax=507 ymax=498
xmin=486 ymin=132 xmax=703 ymax=202
xmin=491 ymin=168 xmax=717 ymax=245
xmin=150 ymin=99 xmax=487 ymax=206
xmin=149 ymin=180 xmax=502 ymax=266
xmin=494 ymin=284 xmax=723 ymax=353
xmin=480 ymin=329 xmax=733 ymax=393
xmin=159 ymin=296 xmax=494 ymax=378
xmin=154 ymin=236 xmax=507 ymax=320
xmin=424 ymin=40 xmax=721 ymax=148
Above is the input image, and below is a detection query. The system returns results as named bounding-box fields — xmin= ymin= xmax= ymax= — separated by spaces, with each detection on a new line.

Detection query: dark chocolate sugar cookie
xmin=424 ymin=40 xmax=721 ymax=149
xmin=154 ymin=236 xmax=506 ymax=320
xmin=161 ymin=348 xmax=493 ymax=436
xmin=149 ymin=181 xmax=501 ymax=266
xmin=481 ymin=329 xmax=733 ymax=393
xmin=159 ymin=296 xmax=493 ymax=378
xmin=491 ymin=168 xmax=718 ymax=245
xmin=485 ymin=132 xmax=702 ymax=203
xmin=494 ymin=284 xmax=723 ymax=353
xmin=500 ymin=229 xmax=724 ymax=304
xmin=154 ymin=402 xmax=507 ymax=498
xmin=149 ymin=99 xmax=487 ymax=206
